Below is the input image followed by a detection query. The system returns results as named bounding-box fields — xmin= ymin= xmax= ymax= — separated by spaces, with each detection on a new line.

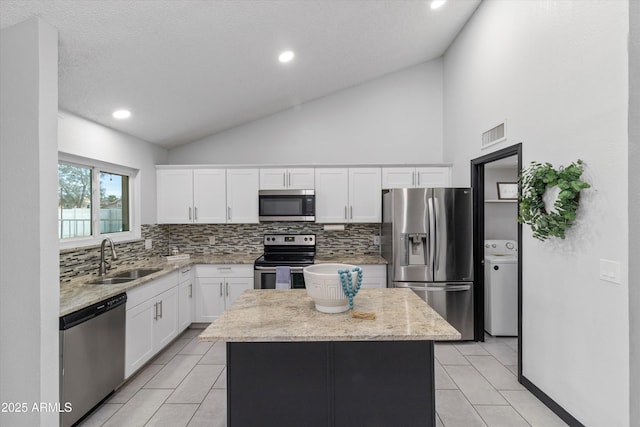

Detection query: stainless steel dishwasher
xmin=59 ymin=293 xmax=127 ymax=427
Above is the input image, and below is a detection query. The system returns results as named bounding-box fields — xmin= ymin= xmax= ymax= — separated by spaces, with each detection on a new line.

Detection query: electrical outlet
xmin=599 ymin=259 xmax=621 ymax=284
xmin=208 ymin=236 xmax=216 ymax=245
xmin=373 ymin=235 xmax=380 ymax=245
xmin=144 ymin=239 xmax=152 ymax=249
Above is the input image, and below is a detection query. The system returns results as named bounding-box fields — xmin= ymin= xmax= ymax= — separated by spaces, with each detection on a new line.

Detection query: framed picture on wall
xmin=497 ymin=182 xmax=518 ymax=200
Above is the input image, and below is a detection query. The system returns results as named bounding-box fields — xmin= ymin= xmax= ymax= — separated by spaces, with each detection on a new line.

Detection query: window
xmin=58 ymin=163 xmax=92 ymax=239
xmin=58 ymin=157 xmax=139 ymax=247
xmin=100 ymin=171 xmax=130 ymax=234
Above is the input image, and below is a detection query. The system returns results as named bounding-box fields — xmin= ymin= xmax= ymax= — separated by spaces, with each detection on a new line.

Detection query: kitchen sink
xmin=113 ymin=268 xmax=162 ymax=279
xmin=88 ymin=268 xmax=163 ymax=285
xmin=88 ymin=277 xmax=135 ymax=285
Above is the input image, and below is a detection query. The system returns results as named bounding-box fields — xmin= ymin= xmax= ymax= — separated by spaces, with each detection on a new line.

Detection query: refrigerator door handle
xmin=427 ymin=197 xmax=436 ymax=273
xmin=434 ymin=197 xmax=441 ymax=271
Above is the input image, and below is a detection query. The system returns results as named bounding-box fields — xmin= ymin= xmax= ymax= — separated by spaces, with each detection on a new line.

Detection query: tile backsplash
xmin=164 ymin=223 xmax=380 ymax=256
xmin=59 ymin=224 xmax=166 ymax=281
xmin=60 ymin=223 xmax=380 ymax=281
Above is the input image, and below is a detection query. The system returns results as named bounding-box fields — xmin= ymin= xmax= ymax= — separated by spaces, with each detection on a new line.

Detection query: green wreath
xmin=518 ymin=159 xmax=590 ymax=241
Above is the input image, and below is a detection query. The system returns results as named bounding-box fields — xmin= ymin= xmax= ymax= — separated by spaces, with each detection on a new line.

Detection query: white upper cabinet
xmin=157 ymin=169 xmax=194 ymax=224
xmin=315 ymin=168 xmax=381 ymax=223
xmin=415 ymin=167 xmax=451 ymax=187
xmin=315 ymin=168 xmax=349 ymax=223
xmin=349 ymin=168 xmax=382 ymax=223
xmin=259 ymin=168 xmax=314 ymax=190
xmin=226 ymin=169 xmax=259 ymax=223
xmin=381 ymin=167 xmax=451 ymax=189
xmin=157 ymin=169 xmax=226 ymax=224
xmin=193 ymin=169 xmax=227 ymax=223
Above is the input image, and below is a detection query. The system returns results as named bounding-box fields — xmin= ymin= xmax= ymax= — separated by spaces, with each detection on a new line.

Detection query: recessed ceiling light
xmin=112 ymin=109 xmax=131 ymax=119
xmin=278 ymin=50 xmax=295 ymax=63
xmin=430 ymin=0 xmax=446 ymax=10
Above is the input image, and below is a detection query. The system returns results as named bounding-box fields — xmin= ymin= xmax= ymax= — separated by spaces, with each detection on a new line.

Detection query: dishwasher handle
xmin=60 ymin=293 xmax=127 ymax=330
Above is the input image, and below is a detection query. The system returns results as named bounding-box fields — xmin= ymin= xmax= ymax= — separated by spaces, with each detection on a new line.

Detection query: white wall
xmin=58 ymin=112 xmax=168 ymax=224
xmin=629 ymin=1 xmax=639 ymax=425
xmin=168 ymin=60 xmax=444 ymax=165
xmin=0 ymin=18 xmax=59 ymax=426
xmin=443 ymin=1 xmax=629 ymax=425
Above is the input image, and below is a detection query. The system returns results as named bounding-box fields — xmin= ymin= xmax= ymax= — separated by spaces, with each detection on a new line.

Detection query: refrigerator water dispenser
xmin=406 ymin=233 xmax=428 ymax=265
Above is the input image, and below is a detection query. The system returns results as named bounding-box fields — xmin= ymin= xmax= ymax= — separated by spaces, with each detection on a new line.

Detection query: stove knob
xmin=309 ymin=237 xmax=313 ymax=241
xmin=304 ymin=238 xmax=308 ymax=241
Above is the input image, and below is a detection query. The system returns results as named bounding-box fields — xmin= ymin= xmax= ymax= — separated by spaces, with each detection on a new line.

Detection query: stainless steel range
xmin=254 ymin=234 xmax=316 ymax=289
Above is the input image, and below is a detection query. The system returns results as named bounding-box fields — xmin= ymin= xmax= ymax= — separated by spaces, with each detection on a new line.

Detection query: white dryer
xmin=484 ymin=240 xmax=518 ymax=336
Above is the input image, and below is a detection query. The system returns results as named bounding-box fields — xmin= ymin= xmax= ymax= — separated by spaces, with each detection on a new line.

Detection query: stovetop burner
xmin=254 ymin=234 xmax=316 ymax=267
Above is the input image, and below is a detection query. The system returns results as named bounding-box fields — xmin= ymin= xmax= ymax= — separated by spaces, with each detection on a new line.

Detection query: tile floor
xmin=79 ymin=329 xmax=567 ymax=427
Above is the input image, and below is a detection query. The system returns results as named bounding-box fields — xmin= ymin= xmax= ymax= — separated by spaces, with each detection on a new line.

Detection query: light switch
xmin=599 ymin=259 xmax=621 ymax=284
xmin=145 ymin=239 xmax=152 ymax=250
xmin=373 ymin=235 xmax=380 ymax=245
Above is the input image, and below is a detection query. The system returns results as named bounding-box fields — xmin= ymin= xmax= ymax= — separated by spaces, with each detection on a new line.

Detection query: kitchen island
xmin=200 ymin=288 xmax=460 ymax=427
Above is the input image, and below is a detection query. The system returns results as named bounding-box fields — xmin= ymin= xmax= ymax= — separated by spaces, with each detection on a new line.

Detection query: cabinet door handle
xmin=227 ymin=207 xmax=231 ymax=221
xmin=283 ymin=173 xmax=286 ymax=187
xmin=288 ymin=172 xmax=291 ymax=187
xmin=189 ymin=284 xmax=192 ymax=298
xmin=226 ymin=282 xmax=229 ymax=297
xmin=219 ymin=282 xmax=223 ymax=296
xmin=194 ymin=206 xmax=198 ymax=221
xmin=154 ymin=302 xmax=158 ymax=320
xmin=159 ymin=300 xmax=163 ymax=319
xmin=344 ymin=206 xmax=347 ymax=220
xmin=188 ymin=207 xmax=192 ymax=221
xmin=417 ymin=173 xmax=420 ymax=186
xmin=350 ymin=206 xmax=353 ymax=219
xmin=412 ymin=171 xmax=415 ymax=186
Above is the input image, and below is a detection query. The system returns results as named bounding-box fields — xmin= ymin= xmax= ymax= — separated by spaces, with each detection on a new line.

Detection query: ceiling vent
xmin=481 ymin=121 xmax=506 ymax=149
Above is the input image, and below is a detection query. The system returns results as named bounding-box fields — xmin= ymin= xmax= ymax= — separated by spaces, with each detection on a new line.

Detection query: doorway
xmin=471 ymin=143 xmax=522 ymax=381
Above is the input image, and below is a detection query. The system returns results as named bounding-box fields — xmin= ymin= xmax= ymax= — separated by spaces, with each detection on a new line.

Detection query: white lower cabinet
xmin=194 ymin=277 xmax=227 ymax=323
xmin=125 ymin=271 xmax=179 ymax=378
xmin=154 ymin=286 xmax=179 ymax=350
xmin=125 ymin=298 xmax=155 ymax=378
xmin=359 ymin=265 xmax=387 ymax=289
xmin=178 ymin=266 xmax=193 ymax=332
xmin=194 ymin=265 xmax=253 ymax=323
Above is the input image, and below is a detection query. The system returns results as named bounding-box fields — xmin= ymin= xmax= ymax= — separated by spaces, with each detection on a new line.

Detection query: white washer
xmin=484 ymin=240 xmax=518 ymax=336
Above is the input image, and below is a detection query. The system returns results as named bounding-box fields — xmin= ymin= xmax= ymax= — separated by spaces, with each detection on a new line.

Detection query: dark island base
xmin=227 ymin=340 xmax=435 ymax=427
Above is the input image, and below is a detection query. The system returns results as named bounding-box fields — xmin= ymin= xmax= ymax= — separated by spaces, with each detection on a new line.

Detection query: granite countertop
xmin=59 ymin=253 xmax=260 ymax=316
xmin=60 ymin=253 xmax=389 ymax=316
xmin=314 ymin=254 xmax=387 ymax=264
xmin=199 ymin=288 xmax=460 ymax=342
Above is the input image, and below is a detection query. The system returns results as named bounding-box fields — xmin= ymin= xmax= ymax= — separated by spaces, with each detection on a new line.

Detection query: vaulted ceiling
xmin=1 ymin=0 xmax=480 ymax=148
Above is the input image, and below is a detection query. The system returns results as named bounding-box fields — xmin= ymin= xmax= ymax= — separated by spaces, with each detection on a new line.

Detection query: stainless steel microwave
xmin=258 ymin=190 xmax=315 ymax=222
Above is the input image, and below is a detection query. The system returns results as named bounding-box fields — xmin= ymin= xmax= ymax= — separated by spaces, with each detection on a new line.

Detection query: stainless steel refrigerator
xmin=382 ymin=188 xmax=474 ymax=340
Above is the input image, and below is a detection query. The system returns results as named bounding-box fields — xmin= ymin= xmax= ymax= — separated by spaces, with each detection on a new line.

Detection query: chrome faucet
xmin=99 ymin=237 xmax=118 ymax=275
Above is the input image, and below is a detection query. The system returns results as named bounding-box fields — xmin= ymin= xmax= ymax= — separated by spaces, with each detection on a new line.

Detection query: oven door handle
xmin=254 ymin=266 xmax=306 ymax=273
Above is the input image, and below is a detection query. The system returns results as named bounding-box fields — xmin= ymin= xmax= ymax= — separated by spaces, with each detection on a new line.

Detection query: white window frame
xmin=59 ymin=154 xmax=141 ymax=250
